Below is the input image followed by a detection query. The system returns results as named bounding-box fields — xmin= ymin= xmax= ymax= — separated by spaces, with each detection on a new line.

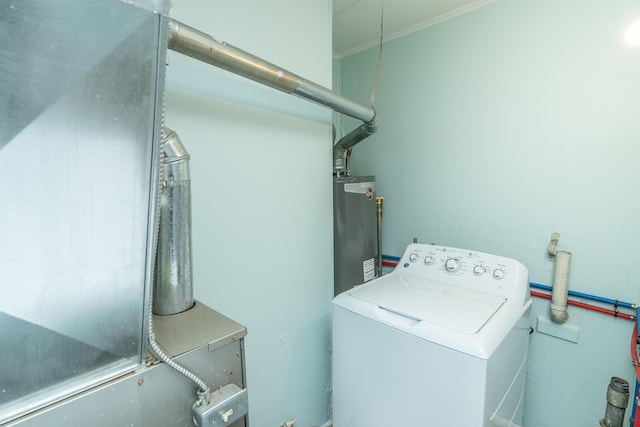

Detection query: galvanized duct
xmin=166 ymin=19 xmax=377 ymax=175
xmin=153 ymin=128 xmax=195 ymax=316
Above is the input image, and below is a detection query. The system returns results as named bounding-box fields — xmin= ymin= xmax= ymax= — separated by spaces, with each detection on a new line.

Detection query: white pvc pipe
xmin=550 ymin=250 xmax=572 ymax=324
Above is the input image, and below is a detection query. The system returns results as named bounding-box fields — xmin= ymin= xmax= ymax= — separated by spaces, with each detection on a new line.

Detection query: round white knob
xmin=409 ymin=253 xmax=419 ymax=262
xmin=444 ymin=258 xmax=461 ymax=273
xmin=473 ymin=265 xmax=485 ymax=276
xmin=493 ymin=268 xmax=505 ymax=280
xmin=424 ymin=256 xmax=435 ymax=265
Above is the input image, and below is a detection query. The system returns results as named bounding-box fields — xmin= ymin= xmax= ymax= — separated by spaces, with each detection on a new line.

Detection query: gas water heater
xmin=333 ymin=175 xmax=377 ymax=296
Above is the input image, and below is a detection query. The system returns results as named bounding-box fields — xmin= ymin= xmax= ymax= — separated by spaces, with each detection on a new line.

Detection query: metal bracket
xmin=547 ymin=232 xmax=560 ymax=257
xmin=192 ymin=383 xmax=248 ymax=427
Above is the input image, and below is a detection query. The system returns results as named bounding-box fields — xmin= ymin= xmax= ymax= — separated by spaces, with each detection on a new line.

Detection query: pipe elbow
xmin=550 ymin=302 xmax=569 ymax=324
xmin=332 ymin=115 xmax=378 ymax=175
xmin=365 ymin=116 xmax=378 ymax=134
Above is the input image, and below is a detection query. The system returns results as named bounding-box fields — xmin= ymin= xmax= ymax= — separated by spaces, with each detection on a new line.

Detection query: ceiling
xmin=333 ymin=0 xmax=495 ymax=57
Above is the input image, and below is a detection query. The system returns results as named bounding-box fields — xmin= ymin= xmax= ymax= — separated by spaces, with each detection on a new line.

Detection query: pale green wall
xmin=339 ymin=0 xmax=640 ymax=425
xmin=165 ymin=1 xmax=334 ymax=426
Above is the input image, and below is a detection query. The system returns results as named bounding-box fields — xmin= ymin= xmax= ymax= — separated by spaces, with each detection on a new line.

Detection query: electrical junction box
xmin=192 ymin=383 xmax=248 ymax=427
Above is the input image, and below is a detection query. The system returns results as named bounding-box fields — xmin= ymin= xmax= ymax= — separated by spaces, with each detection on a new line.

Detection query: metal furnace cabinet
xmin=4 ymin=302 xmax=248 ymax=427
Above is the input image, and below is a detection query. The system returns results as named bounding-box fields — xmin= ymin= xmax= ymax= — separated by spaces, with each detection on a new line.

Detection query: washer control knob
xmin=444 ymin=258 xmax=461 ymax=273
xmin=409 ymin=253 xmax=419 ymax=262
xmin=424 ymin=255 xmax=435 ymax=265
xmin=473 ymin=265 xmax=485 ymax=276
xmin=493 ymin=268 xmax=505 ymax=280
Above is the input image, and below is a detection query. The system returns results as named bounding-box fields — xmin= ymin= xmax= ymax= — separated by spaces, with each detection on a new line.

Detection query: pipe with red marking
xmin=630 ymin=320 xmax=640 ymax=427
xmin=531 ymin=291 xmax=635 ymax=321
xmin=381 ymin=255 xmax=635 ymax=321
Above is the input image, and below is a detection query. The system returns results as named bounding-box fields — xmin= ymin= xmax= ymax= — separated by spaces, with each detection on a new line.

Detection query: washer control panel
xmin=397 ymin=243 xmax=527 ymax=299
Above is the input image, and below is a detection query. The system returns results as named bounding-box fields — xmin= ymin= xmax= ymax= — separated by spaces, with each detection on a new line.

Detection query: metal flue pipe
xmin=167 ymin=19 xmax=374 ymax=123
xmin=599 ymin=377 xmax=629 ymax=427
xmin=332 ymin=119 xmax=378 ymax=175
xmin=167 ymin=19 xmax=378 ymax=175
xmin=153 ymin=128 xmax=195 ymax=316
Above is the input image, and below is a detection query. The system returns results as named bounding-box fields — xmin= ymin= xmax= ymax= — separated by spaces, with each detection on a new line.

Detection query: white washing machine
xmin=332 ymin=243 xmax=532 ymax=427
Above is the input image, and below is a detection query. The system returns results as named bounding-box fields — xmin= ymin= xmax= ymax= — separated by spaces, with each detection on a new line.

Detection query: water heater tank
xmin=333 ymin=175 xmax=377 ymax=296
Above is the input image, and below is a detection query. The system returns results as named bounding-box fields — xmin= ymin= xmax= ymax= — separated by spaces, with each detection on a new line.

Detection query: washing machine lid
xmin=349 ymin=273 xmax=506 ymax=334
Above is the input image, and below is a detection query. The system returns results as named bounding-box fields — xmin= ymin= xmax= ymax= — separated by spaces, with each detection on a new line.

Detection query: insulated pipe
xmin=550 ymin=250 xmax=571 ymax=324
xmin=600 ymin=377 xmax=630 ymax=427
xmin=167 ymin=19 xmax=376 ymax=123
